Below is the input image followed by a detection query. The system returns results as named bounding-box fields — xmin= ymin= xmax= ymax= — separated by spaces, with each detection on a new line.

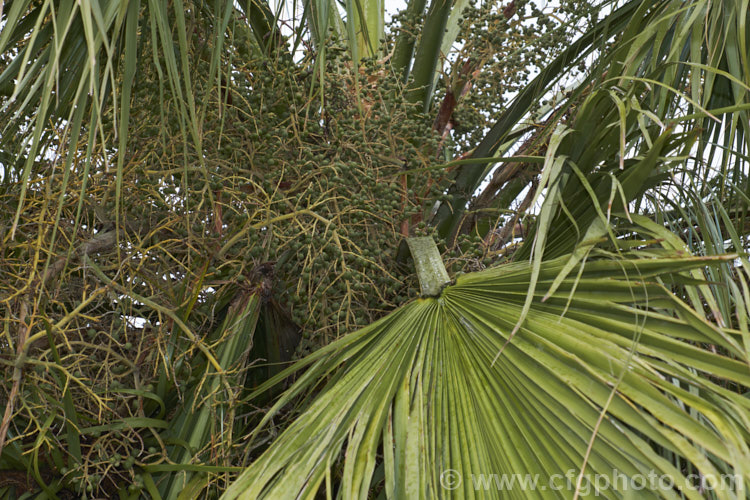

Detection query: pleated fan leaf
xmin=224 ymin=253 xmax=750 ymax=499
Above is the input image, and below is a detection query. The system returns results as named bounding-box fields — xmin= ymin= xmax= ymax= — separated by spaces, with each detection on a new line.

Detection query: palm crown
xmin=1 ymin=0 xmax=749 ymax=498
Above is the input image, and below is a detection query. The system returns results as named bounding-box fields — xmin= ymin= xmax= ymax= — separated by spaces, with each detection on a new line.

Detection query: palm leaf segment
xmin=225 ymin=251 xmax=750 ymax=499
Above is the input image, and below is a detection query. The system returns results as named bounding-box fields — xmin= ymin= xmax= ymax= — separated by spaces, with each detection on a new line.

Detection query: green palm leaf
xmin=225 ymin=246 xmax=750 ymax=499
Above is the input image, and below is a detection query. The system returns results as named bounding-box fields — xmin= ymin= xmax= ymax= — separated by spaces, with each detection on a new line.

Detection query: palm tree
xmin=1 ymin=0 xmax=749 ymax=498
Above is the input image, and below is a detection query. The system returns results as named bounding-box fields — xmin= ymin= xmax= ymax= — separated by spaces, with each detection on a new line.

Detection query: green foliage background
xmin=1 ymin=0 xmax=750 ymax=498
